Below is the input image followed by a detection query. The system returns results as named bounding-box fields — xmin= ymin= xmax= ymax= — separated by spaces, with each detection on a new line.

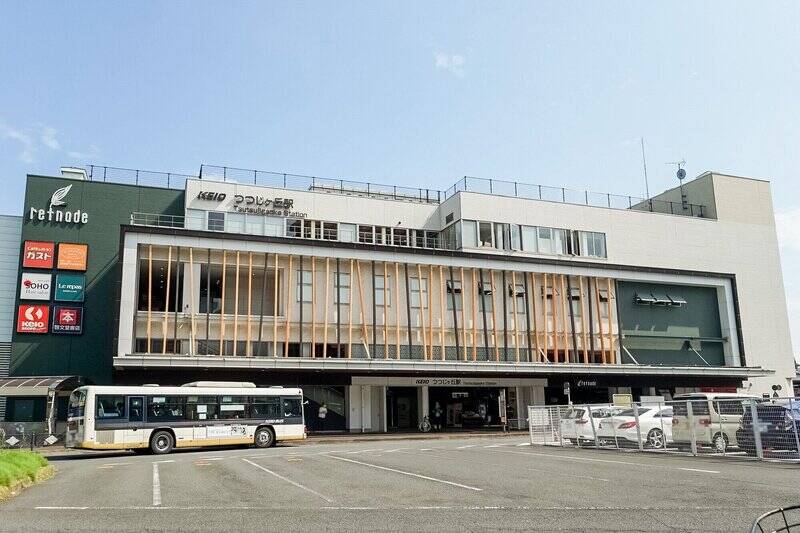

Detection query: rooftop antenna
xmin=640 ymin=138 xmax=650 ymax=199
xmin=666 ymin=159 xmax=687 ymax=210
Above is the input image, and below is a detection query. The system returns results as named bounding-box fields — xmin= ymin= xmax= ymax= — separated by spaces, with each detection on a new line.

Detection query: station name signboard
xmin=17 ymin=304 xmax=49 ymax=334
xmin=193 ymin=187 xmax=307 ymax=219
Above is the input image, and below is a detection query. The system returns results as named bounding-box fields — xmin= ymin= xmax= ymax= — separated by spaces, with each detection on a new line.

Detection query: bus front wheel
xmin=150 ymin=430 xmax=174 ymax=454
xmin=254 ymin=427 xmax=275 ymax=448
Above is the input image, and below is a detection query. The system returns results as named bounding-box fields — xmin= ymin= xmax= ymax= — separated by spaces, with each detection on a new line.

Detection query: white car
xmin=596 ymin=406 xmax=673 ymax=449
xmin=560 ymin=405 xmax=624 ymax=445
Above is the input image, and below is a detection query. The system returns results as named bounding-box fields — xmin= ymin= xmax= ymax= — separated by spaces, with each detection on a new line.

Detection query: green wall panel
xmin=11 ymin=175 xmax=184 ymax=384
xmin=617 ymin=280 xmax=726 ymax=366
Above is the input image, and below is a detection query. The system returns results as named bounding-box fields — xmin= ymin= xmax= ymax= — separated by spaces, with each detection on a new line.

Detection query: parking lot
xmin=2 ymin=435 xmax=798 ymax=532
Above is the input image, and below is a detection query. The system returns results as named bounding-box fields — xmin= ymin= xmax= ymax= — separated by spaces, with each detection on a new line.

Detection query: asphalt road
xmin=2 ymin=435 xmax=798 ymax=532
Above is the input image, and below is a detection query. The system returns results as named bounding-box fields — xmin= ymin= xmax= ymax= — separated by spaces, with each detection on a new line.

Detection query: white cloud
xmin=0 ymin=119 xmax=98 ymax=164
xmin=0 ymin=121 xmax=35 ymax=163
xmin=40 ymin=126 xmax=61 ymax=150
xmin=435 ymin=52 xmax=465 ymax=78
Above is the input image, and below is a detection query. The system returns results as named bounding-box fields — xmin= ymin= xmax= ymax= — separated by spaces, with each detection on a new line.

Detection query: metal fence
xmin=0 ymin=427 xmax=63 ymax=450
xmin=751 ymin=505 xmax=800 ymax=533
xmin=528 ymin=397 xmax=800 ymax=462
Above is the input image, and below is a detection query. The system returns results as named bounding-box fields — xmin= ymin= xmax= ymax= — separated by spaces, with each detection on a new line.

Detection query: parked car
xmin=735 ymin=400 xmax=800 ymax=457
xmin=671 ymin=393 xmax=759 ymax=453
xmin=560 ymin=405 xmax=624 ymax=444
xmin=596 ymin=406 xmax=673 ymax=449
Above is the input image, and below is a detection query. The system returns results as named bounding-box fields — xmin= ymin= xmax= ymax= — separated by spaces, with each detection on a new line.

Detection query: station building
xmin=1 ymin=165 xmax=794 ymax=432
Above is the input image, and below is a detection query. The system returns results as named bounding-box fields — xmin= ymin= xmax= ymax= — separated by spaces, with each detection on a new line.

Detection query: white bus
xmin=65 ymin=382 xmax=306 ymax=454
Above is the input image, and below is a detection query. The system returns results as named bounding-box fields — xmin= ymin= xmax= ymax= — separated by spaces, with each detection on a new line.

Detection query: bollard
xmin=633 ymin=404 xmax=643 ymax=452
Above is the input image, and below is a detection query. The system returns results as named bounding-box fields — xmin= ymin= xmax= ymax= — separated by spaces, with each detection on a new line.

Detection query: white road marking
xmin=399 ymin=449 xmax=610 ymax=483
xmin=487 ymin=448 xmax=721 ymax=474
xmin=100 ymin=462 xmax=130 ymax=467
xmin=152 ymin=463 xmax=162 ymax=507
xmin=382 ymin=448 xmax=407 ymax=453
xmin=35 ymin=506 xmax=90 ymax=510
xmin=153 ymin=459 xmax=175 ymax=464
xmin=516 ymin=443 xmax=531 ymax=447
xmin=679 ymin=468 xmax=720 ymax=474
xmin=419 ymin=448 xmax=433 ymax=451
xmin=33 ymin=504 xmax=766 ymax=511
xmin=242 ymin=458 xmax=333 ymax=503
xmin=456 ymin=444 xmax=478 ymax=449
xmin=325 ymin=454 xmax=482 ymax=491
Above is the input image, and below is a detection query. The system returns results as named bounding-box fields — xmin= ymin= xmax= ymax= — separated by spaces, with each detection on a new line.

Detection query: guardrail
xmin=528 ymin=396 xmax=800 ymax=462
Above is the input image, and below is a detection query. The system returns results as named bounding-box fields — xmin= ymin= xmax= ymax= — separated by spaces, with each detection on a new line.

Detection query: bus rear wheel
xmin=254 ymin=427 xmax=275 ymax=448
xmin=150 ymin=430 xmax=174 ymax=454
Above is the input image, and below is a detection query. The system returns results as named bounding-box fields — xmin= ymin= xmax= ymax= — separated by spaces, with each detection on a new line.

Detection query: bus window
xmin=128 ymin=397 xmax=144 ymax=423
xmin=96 ymin=395 xmax=126 ymax=419
xmin=282 ymin=398 xmax=302 ymax=418
xmin=68 ymin=390 xmax=86 ymax=418
xmin=250 ymin=397 xmax=280 ymax=419
xmin=186 ymin=396 xmax=219 ymax=421
xmin=219 ymin=396 xmax=247 ymax=419
xmin=147 ymin=396 xmax=184 ymax=422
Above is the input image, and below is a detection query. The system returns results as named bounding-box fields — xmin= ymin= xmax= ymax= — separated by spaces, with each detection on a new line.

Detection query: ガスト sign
xmin=52 ymin=306 xmax=83 ymax=334
xmin=17 ymin=304 xmax=49 ymax=333
xmin=22 ymin=241 xmax=55 ymax=269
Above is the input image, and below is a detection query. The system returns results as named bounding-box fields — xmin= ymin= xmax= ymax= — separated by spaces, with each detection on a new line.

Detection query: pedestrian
xmin=432 ymin=401 xmax=444 ymax=431
xmin=318 ymin=402 xmax=328 ymax=432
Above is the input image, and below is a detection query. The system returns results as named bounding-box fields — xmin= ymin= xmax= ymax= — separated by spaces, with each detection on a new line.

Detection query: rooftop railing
xmin=89 ymin=164 xmax=708 ymax=217
xmin=445 ymin=176 xmax=707 ymax=218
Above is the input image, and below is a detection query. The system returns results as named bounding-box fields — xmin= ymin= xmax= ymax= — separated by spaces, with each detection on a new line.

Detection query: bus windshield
xmin=68 ymin=390 xmax=86 ymax=418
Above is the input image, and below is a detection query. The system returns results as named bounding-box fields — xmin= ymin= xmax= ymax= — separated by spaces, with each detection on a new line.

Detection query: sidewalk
xmin=25 ymin=429 xmax=525 ymax=456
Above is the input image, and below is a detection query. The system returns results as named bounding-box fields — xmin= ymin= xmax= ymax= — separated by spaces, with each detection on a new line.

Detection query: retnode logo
xmin=27 ymin=184 xmax=89 ymax=225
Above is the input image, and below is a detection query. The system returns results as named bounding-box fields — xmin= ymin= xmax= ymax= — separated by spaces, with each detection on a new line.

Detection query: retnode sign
xmin=27 ymin=184 xmax=89 ymax=225
xmin=17 ymin=305 xmax=49 ymax=333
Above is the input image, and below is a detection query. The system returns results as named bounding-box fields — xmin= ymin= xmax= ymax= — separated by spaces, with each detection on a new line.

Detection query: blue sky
xmin=1 ymin=2 xmax=799 ymax=356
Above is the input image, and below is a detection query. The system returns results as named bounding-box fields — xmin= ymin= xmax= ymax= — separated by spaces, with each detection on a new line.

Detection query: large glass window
xmin=461 ymin=220 xmax=477 ymax=248
xmin=322 ymin=222 xmax=338 ymax=240
xmin=392 ymin=228 xmax=409 ymax=247
xmin=334 ymin=272 xmax=351 ymax=305
xmin=286 ymin=219 xmax=303 ymax=238
xmin=478 ymin=282 xmax=494 ymax=312
xmin=296 ymin=270 xmax=312 ymax=303
xmin=510 ymin=225 xmax=521 ymax=251
xmin=147 ymin=396 xmax=185 ymax=422
xmin=186 ymin=396 xmax=219 ymax=421
xmin=96 ymin=395 xmax=125 ymax=419
xmin=250 ymin=396 xmax=281 ymax=419
xmin=521 ymin=225 xmax=538 ymax=252
xmin=137 ymin=257 xmax=184 ymax=312
xmin=580 ymin=231 xmax=607 ymax=258
xmin=207 ymin=212 xmax=225 ymax=231
xmin=446 ymin=279 xmax=462 ymax=310
xmin=264 ymin=217 xmax=283 ymax=237
xmin=410 ymin=276 xmax=429 ymax=308
xmin=375 ymin=273 xmax=392 ymax=306
xmin=339 ymin=223 xmax=356 ymax=243
xmin=508 ymin=282 xmax=525 ymax=311
xmin=494 ymin=223 xmax=508 ymax=250
xmin=282 ymin=398 xmax=302 ymax=418
xmin=478 ymin=222 xmax=493 ymax=248
xmin=219 ymin=395 xmax=247 ymax=420
xmin=358 ymin=225 xmax=374 ymax=244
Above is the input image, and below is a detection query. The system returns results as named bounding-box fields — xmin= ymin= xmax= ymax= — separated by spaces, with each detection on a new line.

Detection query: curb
xmin=0 ymin=464 xmax=55 ymax=501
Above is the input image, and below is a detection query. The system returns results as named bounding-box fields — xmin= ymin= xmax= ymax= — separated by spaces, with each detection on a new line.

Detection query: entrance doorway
xmin=428 ymin=387 xmax=504 ymax=430
xmin=386 ymin=387 xmax=418 ymax=431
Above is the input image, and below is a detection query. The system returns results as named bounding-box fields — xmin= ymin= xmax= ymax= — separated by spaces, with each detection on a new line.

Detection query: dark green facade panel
xmin=617 ymin=280 xmax=726 ymax=366
xmin=11 ymin=175 xmax=184 ymax=384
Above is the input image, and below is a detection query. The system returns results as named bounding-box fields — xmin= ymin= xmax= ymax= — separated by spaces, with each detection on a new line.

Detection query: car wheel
xmin=712 ymin=432 xmax=729 ymax=453
xmin=647 ymin=428 xmax=666 ymax=449
xmin=254 ymin=427 xmax=275 ymax=448
xmin=150 ymin=430 xmax=174 ymax=455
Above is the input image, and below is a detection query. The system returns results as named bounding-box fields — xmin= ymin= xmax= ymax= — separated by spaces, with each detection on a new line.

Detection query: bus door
xmin=124 ymin=396 xmax=146 ymax=447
